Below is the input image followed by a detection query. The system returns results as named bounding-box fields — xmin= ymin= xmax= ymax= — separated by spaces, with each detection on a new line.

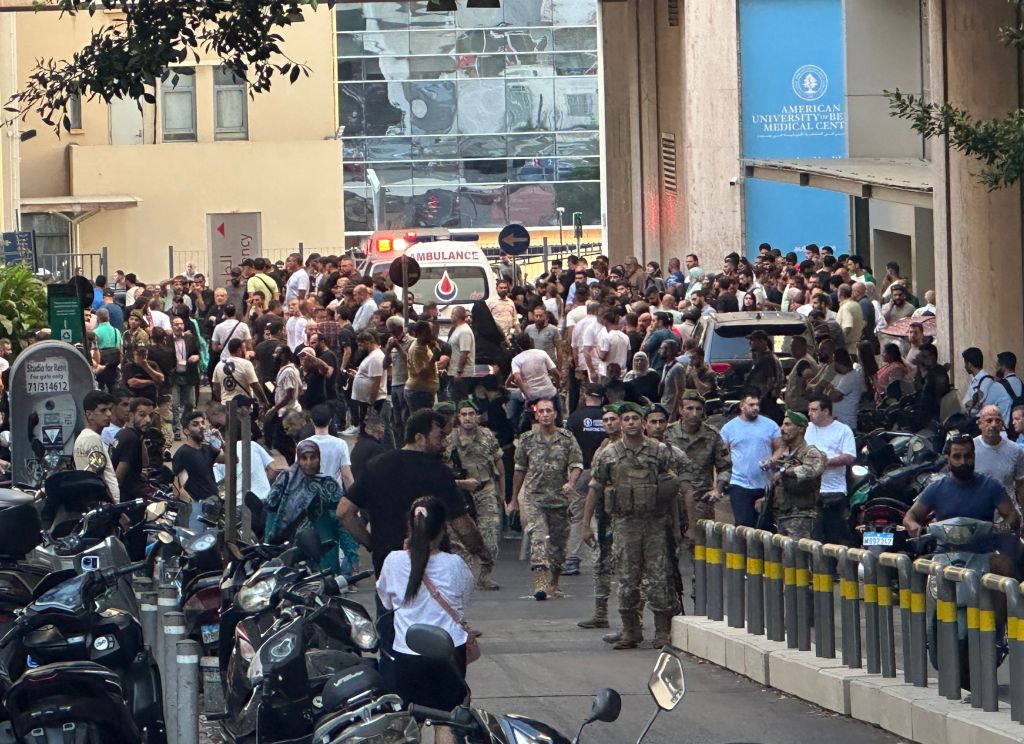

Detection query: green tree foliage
xmin=0 ymin=265 xmax=48 ymax=353
xmin=3 ymin=0 xmax=333 ymax=135
xmin=886 ymin=1 xmax=1024 ymax=191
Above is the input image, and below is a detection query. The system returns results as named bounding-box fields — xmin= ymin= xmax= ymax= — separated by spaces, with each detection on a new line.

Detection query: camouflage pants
xmin=681 ymin=492 xmax=717 ymax=557
xmin=613 ymin=514 xmax=679 ymax=616
xmin=520 ymin=498 xmax=569 ymax=573
xmin=776 ymin=510 xmax=817 ymax=540
xmin=594 ymin=512 xmax=614 ymax=600
xmin=473 ymin=484 xmax=501 ymax=567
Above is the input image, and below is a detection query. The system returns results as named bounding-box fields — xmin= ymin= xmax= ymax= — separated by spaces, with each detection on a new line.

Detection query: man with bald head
xmin=974 ymin=404 xmax=1024 ymax=509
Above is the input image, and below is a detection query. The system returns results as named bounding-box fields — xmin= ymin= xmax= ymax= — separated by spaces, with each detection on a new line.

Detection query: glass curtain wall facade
xmin=337 ymin=0 xmax=600 ymax=241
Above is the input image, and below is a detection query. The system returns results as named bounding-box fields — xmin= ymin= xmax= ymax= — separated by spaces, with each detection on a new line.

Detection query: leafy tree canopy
xmin=3 ymin=0 xmax=336 ymax=134
xmin=886 ymin=0 xmax=1024 ymax=191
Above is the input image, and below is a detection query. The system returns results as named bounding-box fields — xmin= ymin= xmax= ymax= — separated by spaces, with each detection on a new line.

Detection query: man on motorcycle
xmin=904 ymin=432 xmax=1020 ymax=575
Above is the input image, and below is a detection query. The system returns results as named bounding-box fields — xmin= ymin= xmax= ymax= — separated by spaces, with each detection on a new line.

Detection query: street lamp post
xmin=556 ymin=206 xmax=565 ymax=250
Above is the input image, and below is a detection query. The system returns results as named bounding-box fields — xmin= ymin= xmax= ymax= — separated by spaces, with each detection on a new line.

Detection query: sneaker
xmin=341 ymin=425 xmax=359 ymax=437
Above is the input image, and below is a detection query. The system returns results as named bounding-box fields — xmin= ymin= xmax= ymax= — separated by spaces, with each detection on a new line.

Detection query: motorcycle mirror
xmin=145 ymin=502 xmax=168 ymax=521
xmin=850 ymin=465 xmax=869 ymax=479
xmin=585 ymin=688 xmax=621 ymax=724
xmin=157 ymin=531 xmax=175 ymax=545
xmin=406 ymin=623 xmax=455 ymax=662
xmin=649 ymin=647 xmax=686 ymax=711
xmin=295 ymin=529 xmax=326 ymax=560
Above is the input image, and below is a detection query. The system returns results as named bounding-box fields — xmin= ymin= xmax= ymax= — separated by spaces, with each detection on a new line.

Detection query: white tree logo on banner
xmin=792 ymin=64 xmax=829 ymax=101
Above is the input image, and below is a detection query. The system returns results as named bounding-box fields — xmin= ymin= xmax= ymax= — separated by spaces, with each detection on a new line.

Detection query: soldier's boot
xmin=602 ymin=603 xmax=645 ymax=644
xmin=612 ymin=612 xmax=643 ymax=650
xmin=532 ymin=568 xmax=550 ymax=601
xmin=546 ymin=568 xmax=564 ymax=599
xmin=653 ymin=612 xmax=675 ymax=648
xmin=577 ymin=598 xmax=609 ymax=629
xmin=476 ymin=567 xmax=500 ymax=591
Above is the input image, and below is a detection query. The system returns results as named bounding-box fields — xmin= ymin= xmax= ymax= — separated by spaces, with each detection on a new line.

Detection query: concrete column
xmin=600 ymin=0 xmax=644 ymax=264
xmin=930 ymin=0 xmax=1023 ymax=372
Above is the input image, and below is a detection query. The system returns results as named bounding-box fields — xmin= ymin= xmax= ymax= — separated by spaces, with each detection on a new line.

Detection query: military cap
xmin=681 ymin=390 xmax=706 ymax=404
xmin=602 ymin=404 xmax=621 ymax=415
xmin=618 ymin=402 xmax=646 ymax=417
xmin=784 ymin=410 xmax=809 ymax=428
xmin=433 ymin=401 xmax=457 ymax=415
xmin=455 ymin=399 xmax=479 ymax=413
xmin=645 ymin=403 xmax=669 ymax=418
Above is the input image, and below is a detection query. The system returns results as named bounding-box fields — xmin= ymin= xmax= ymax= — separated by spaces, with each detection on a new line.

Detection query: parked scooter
xmin=401 ymin=624 xmax=688 ymax=744
xmin=0 ymin=555 xmax=164 ymax=743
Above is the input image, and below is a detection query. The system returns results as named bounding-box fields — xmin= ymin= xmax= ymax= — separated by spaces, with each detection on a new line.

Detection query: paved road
xmin=464 ymin=550 xmax=908 ymax=744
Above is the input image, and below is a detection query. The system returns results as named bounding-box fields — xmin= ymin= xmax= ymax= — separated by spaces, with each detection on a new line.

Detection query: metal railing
xmin=693 ymin=520 xmax=1024 ymax=721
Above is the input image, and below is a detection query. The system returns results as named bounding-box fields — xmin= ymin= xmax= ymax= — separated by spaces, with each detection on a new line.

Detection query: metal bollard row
xmin=687 ymin=521 xmax=1024 ymax=727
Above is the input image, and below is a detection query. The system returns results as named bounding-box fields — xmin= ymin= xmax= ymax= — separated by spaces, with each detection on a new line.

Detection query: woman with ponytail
xmin=377 ymin=496 xmax=475 ymax=720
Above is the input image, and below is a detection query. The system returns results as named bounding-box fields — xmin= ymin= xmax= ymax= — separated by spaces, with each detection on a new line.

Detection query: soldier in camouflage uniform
xmin=664 ymin=391 xmax=732 ymax=550
xmin=643 ymin=403 xmax=688 ymax=613
xmin=448 ymin=399 xmax=505 ymax=590
xmin=509 ymin=398 xmax=584 ymax=600
xmin=578 ymin=404 xmax=621 ymax=630
xmin=584 ymin=402 xmax=681 ymax=649
xmin=757 ymin=411 xmax=826 ymax=539
xmin=122 ymin=311 xmax=150 ymax=360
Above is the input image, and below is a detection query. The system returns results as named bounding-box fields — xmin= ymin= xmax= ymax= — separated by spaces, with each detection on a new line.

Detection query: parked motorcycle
xmin=853 ymin=457 xmax=945 ymax=557
xmin=0 ymin=556 xmax=164 ymax=743
xmin=403 ymin=624 xmax=688 ymax=744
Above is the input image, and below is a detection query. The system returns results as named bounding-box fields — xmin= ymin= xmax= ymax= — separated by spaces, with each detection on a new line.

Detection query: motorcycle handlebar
xmin=408 ymin=704 xmax=460 ymax=725
xmin=347 ymin=570 xmax=373 ymax=586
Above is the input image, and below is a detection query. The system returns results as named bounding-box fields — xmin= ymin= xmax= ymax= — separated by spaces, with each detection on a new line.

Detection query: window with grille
xmin=161 ymin=68 xmax=197 ymax=142
xmin=214 ymin=66 xmax=249 ymax=141
xmin=660 ymin=133 xmax=678 ymax=195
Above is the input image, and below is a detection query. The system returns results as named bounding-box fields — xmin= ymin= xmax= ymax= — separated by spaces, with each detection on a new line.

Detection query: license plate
xmin=863 ymin=532 xmax=895 ymax=546
xmin=201 ymin=623 xmax=219 ymax=645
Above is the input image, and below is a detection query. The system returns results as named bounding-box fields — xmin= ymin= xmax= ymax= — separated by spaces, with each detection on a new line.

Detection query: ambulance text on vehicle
xmin=365 ymin=231 xmax=497 ymax=325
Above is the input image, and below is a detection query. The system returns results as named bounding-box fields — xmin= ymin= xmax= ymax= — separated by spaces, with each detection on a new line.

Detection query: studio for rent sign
xmin=739 ymin=0 xmax=850 ymax=258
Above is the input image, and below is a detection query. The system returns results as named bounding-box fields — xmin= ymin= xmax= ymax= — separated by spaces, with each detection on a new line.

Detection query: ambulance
xmin=364 ymin=229 xmax=497 ymax=327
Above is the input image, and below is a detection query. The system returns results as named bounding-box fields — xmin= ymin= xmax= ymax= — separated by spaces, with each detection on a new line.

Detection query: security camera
xmin=729 ymin=177 xmax=738 ymax=187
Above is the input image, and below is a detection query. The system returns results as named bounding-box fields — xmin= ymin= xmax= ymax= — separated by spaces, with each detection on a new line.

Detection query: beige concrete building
xmin=8 ymin=6 xmax=343 ymax=281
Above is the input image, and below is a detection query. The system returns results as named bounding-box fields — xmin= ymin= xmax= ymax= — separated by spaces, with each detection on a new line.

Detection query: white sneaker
xmin=341 ymin=425 xmax=359 ymax=437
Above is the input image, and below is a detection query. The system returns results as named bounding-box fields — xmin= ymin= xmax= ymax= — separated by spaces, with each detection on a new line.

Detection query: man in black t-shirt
xmin=172 ymin=411 xmax=221 ymax=530
xmin=112 ymin=397 xmax=155 ymax=502
xmin=123 ymin=345 xmax=163 ymax=404
xmin=565 ymin=383 xmax=608 ymax=575
xmin=254 ymin=320 xmax=285 ymax=385
xmin=339 ymin=409 xmax=489 ymax=576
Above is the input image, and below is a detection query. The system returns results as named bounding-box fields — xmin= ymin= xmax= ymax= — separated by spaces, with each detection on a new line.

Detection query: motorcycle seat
xmin=4 ymin=660 xmax=142 ymax=740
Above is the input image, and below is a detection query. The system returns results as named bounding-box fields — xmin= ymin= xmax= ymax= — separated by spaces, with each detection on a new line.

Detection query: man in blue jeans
xmin=720 ymin=392 xmax=782 ymax=527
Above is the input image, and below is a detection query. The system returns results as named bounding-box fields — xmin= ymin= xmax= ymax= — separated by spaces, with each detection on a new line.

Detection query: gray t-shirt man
xmin=974 ymin=434 xmax=1024 ymax=502
xmin=526 ymin=323 xmax=560 ymax=363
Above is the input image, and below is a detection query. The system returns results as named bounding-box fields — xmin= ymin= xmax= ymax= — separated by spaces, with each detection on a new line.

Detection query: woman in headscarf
xmin=683 ymin=267 xmax=705 ymax=301
xmin=264 ymin=439 xmax=349 ymax=573
xmin=623 ymin=351 xmax=660 ymax=405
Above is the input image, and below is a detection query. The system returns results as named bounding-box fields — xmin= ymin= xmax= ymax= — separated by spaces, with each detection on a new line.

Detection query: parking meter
xmin=9 ymin=340 xmax=96 ymax=487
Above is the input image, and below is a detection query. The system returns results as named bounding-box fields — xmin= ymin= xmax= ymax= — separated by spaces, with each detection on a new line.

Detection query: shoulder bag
xmin=422 ymin=573 xmax=480 ymax=664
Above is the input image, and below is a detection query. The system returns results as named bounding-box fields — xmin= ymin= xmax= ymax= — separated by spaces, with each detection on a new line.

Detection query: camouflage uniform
xmin=590 ymin=437 xmax=680 ymax=646
xmin=122 ymin=327 xmax=150 ymax=359
xmin=447 ymin=426 xmax=503 ymax=575
xmin=771 ymin=441 xmax=827 ymax=539
xmin=515 ymin=428 xmax=584 ymax=574
xmin=664 ymin=421 xmax=732 ymax=546
xmin=590 ymin=437 xmax=616 ymax=602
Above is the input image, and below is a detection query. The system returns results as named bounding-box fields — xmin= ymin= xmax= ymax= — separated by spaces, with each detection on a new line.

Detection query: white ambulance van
xmin=364 ymin=230 xmax=497 ymax=329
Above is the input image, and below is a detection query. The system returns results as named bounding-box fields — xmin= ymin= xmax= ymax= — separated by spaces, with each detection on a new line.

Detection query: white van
xmin=365 ymin=231 xmax=497 ymax=328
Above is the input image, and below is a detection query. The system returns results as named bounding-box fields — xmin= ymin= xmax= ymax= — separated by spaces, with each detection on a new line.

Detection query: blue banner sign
xmin=739 ymin=0 xmax=850 ymax=258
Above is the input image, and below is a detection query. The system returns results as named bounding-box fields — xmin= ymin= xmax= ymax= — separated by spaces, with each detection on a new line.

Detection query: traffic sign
xmin=388 ymin=255 xmax=421 ymax=288
xmin=498 ymin=223 xmax=531 ymax=256
xmin=1 ymin=231 xmax=35 ymax=270
xmin=47 ymin=284 xmax=85 ymax=346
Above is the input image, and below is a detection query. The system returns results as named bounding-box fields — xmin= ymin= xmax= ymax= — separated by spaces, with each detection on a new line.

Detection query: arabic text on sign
xmin=25 ymin=358 xmax=70 ymax=394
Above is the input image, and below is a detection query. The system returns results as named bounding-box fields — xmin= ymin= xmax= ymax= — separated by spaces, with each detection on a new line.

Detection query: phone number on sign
xmin=26 ymin=381 xmax=70 ymax=394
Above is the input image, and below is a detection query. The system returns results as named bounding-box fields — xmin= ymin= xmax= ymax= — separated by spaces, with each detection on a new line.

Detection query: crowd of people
xmin=30 ymin=238 xmax=1016 ymax=663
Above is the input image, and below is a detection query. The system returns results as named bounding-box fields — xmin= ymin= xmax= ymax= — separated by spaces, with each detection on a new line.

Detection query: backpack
xmin=1000 ymin=376 xmax=1024 ymax=410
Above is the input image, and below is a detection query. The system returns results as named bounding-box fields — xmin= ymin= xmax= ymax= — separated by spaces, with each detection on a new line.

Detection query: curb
xmin=672 ymin=616 xmax=1024 ymax=744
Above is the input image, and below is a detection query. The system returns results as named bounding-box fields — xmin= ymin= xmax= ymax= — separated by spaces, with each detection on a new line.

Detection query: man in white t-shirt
xmin=212 ymin=338 xmax=267 ymax=405
xmin=302 ymin=404 xmax=354 ymax=491
xmin=973 ymin=405 xmax=1024 ymax=505
xmin=284 ymin=253 xmax=310 ymax=303
xmin=211 ymin=305 xmax=252 ymax=361
xmin=447 ymin=307 xmax=476 ymax=398
xmin=821 ymin=349 xmax=862 ymax=430
xmin=351 ymin=331 xmax=388 ymax=434
xmin=720 ymin=393 xmax=782 ymax=527
xmin=806 ymin=397 xmax=856 ymax=545
xmin=73 ymin=390 xmax=120 ymax=502
xmin=511 ymin=339 xmax=559 ymax=406
xmin=597 ymin=308 xmax=629 ymax=379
